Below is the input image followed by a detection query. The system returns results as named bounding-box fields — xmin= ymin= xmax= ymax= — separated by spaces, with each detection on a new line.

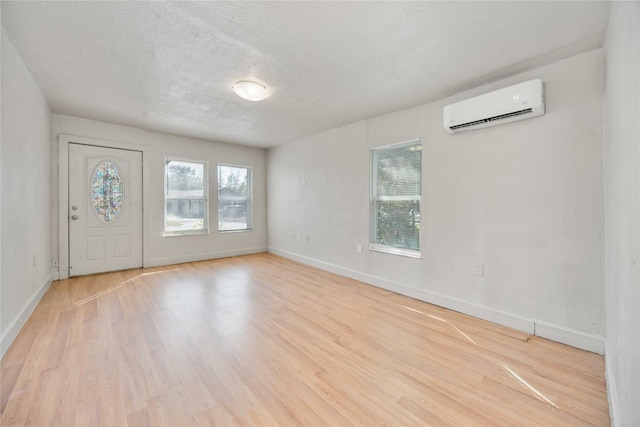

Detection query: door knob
xmin=71 ymin=215 xmax=78 ymax=220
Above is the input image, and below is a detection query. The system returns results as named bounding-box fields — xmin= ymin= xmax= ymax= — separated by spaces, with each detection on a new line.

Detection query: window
xmin=164 ymin=157 xmax=208 ymax=236
xmin=371 ymin=140 xmax=422 ymax=257
xmin=218 ymin=164 xmax=252 ymax=232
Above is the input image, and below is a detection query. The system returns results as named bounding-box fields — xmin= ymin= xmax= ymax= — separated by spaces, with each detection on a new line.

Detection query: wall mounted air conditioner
xmin=443 ymin=79 xmax=544 ymax=134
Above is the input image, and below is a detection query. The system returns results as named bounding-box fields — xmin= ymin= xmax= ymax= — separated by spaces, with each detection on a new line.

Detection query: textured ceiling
xmin=1 ymin=1 xmax=610 ymax=148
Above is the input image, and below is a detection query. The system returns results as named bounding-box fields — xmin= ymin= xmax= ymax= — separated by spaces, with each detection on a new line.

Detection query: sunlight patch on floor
xmin=503 ymin=364 xmax=558 ymax=408
xmin=75 ymin=268 xmax=183 ymax=306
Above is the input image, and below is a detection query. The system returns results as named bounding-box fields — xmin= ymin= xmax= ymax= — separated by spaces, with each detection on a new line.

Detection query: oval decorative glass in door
xmin=91 ymin=160 xmax=124 ymax=223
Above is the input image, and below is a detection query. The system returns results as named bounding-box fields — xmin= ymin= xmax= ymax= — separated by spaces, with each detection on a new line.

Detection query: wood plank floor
xmin=1 ymin=253 xmax=609 ymax=426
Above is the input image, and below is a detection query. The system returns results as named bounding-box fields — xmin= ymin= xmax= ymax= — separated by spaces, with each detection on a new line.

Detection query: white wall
xmin=52 ymin=114 xmax=267 ymax=271
xmin=604 ymin=3 xmax=640 ymax=426
xmin=1 ymin=30 xmax=53 ymax=356
xmin=268 ymin=48 xmax=605 ymax=353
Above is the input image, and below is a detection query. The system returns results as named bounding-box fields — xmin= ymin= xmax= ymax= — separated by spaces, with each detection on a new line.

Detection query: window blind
xmin=371 ymin=141 xmax=421 ymax=256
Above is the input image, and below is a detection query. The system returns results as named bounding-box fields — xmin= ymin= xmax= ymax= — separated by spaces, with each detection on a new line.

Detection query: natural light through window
xmin=164 ymin=157 xmax=208 ymax=236
xmin=218 ymin=164 xmax=252 ymax=232
xmin=371 ymin=139 xmax=422 ymax=257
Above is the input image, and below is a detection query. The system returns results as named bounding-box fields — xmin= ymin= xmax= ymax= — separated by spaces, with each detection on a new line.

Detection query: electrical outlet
xmin=356 ymin=244 xmax=362 ymax=253
xmin=473 ymin=263 xmax=484 ymax=276
xmin=52 ymin=259 xmax=59 ymax=268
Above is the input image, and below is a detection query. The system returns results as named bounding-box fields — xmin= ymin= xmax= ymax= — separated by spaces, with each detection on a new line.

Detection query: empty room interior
xmin=1 ymin=1 xmax=639 ymax=426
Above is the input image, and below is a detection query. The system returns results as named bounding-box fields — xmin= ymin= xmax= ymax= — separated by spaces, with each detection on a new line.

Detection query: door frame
xmin=58 ymin=134 xmax=148 ymax=279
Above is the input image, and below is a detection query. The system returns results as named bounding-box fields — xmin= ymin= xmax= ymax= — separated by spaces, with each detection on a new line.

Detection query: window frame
xmin=163 ymin=156 xmax=209 ymax=237
xmin=370 ymin=139 xmax=422 ymax=258
xmin=217 ymin=163 xmax=253 ymax=233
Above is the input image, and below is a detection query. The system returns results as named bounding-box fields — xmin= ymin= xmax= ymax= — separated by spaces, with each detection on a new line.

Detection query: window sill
xmin=164 ymin=229 xmax=209 ymax=238
xmin=217 ymin=228 xmax=253 ymax=234
xmin=369 ymin=244 xmax=421 ymax=259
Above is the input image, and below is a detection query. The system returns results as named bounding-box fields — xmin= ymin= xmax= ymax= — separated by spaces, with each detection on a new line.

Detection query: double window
xmin=218 ymin=164 xmax=252 ymax=232
xmin=164 ymin=157 xmax=209 ymax=236
xmin=370 ymin=140 xmax=422 ymax=257
xmin=164 ymin=159 xmax=253 ymax=236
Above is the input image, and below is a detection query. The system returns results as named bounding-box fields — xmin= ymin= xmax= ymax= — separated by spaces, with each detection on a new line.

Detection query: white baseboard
xmin=534 ymin=320 xmax=604 ymax=354
xmin=268 ymin=246 xmax=605 ymax=354
xmin=605 ymin=340 xmax=620 ymax=427
xmin=147 ymin=246 xmax=267 ymax=268
xmin=1 ymin=273 xmax=54 ymax=358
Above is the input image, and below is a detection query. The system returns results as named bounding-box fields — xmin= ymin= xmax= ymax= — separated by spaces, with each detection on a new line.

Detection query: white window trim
xmin=217 ymin=163 xmax=253 ymax=233
xmin=369 ymin=243 xmax=422 ymax=258
xmin=370 ymin=138 xmax=422 ymax=258
xmin=164 ymin=156 xmax=209 ymax=237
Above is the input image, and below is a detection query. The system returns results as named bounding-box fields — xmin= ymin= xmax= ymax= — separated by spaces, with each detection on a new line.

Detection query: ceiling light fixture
xmin=232 ymin=80 xmax=270 ymax=102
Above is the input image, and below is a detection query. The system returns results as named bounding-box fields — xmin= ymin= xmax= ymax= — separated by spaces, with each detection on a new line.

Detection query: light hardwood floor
xmin=1 ymin=253 xmax=609 ymax=426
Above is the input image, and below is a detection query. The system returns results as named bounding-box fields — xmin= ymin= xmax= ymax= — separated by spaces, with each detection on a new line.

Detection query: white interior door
xmin=69 ymin=143 xmax=142 ymax=276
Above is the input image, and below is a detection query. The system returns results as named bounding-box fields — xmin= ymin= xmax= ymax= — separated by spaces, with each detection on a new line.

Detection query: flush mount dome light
xmin=232 ymin=80 xmax=270 ymax=101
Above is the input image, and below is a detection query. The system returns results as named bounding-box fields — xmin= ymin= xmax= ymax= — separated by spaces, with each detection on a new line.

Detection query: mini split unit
xmin=443 ymin=79 xmax=545 ymax=134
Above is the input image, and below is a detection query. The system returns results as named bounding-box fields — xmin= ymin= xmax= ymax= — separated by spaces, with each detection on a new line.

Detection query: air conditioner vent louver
xmin=450 ymin=108 xmax=533 ymax=131
xmin=443 ymin=80 xmax=544 ymax=134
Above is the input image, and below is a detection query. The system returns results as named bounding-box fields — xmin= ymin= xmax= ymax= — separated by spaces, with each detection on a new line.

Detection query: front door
xmin=68 ymin=143 xmax=142 ymax=276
